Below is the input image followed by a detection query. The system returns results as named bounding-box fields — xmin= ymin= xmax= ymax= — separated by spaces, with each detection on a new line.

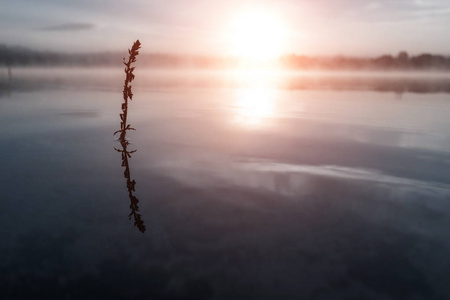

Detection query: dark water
xmin=1 ymin=68 xmax=450 ymax=299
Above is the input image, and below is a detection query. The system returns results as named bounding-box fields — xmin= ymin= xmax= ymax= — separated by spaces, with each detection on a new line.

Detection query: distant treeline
xmin=279 ymin=52 xmax=450 ymax=71
xmin=1 ymin=45 xmax=449 ymax=70
xmin=0 ymin=45 xmax=237 ymax=68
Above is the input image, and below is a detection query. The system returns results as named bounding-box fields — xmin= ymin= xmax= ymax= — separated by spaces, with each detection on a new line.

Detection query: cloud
xmin=40 ymin=22 xmax=96 ymax=31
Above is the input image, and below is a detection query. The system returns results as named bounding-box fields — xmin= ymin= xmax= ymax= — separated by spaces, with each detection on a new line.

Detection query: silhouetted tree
xmin=397 ymin=51 xmax=409 ymax=69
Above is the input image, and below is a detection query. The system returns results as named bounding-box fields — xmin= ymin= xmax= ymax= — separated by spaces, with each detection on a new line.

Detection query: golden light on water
xmin=228 ymin=9 xmax=286 ymax=60
xmin=226 ymin=7 xmax=285 ymax=127
xmin=233 ymin=87 xmax=276 ymax=126
xmin=229 ymin=66 xmax=281 ymax=127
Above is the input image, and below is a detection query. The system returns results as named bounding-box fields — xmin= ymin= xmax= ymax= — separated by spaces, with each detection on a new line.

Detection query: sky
xmin=1 ymin=0 xmax=450 ymax=57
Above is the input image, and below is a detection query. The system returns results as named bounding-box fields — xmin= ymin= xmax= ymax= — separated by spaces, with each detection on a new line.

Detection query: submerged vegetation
xmin=114 ymin=40 xmax=145 ymax=233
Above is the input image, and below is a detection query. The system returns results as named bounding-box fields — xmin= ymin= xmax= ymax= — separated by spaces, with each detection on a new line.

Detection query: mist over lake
xmin=1 ymin=68 xmax=450 ymax=299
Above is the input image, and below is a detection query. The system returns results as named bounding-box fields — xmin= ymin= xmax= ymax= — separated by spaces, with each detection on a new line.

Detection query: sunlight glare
xmin=234 ymin=87 xmax=276 ymax=126
xmin=228 ymin=9 xmax=286 ymax=60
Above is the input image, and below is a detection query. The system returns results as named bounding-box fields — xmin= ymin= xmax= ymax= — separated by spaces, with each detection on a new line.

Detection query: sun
xmin=228 ymin=9 xmax=286 ymax=60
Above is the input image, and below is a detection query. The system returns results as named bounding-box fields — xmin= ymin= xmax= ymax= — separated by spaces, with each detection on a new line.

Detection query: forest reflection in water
xmin=3 ymin=68 xmax=450 ymax=96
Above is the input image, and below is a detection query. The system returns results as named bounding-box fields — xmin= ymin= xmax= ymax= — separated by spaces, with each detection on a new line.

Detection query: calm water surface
xmin=1 ymin=68 xmax=450 ymax=299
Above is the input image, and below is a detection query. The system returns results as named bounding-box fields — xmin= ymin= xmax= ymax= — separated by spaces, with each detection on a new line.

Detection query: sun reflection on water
xmin=230 ymin=67 xmax=280 ymax=127
xmin=233 ymin=87 xmax=276 ymax=126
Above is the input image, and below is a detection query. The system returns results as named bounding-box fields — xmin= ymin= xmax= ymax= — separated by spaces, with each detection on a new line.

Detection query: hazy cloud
xmin=41 ymin=22 xmax=96 ymax=31
xmin=2 ymin=0 xmax=450 ymax=54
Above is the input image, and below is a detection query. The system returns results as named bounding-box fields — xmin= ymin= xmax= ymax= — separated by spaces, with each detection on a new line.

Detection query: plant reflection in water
xmin=114 ymin=40 xmax=145 ymax=233
xmin=114 ymin=139 xmax=145 ymax=232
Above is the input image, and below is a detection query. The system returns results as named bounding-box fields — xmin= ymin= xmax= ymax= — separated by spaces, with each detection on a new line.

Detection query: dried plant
xmin=115 ymin=140 xmax=146 ymax=232
xmin=114 ymin=40 xmax=145 ymax=232
xmin=114 ymin=39 xmax=141 ymax=140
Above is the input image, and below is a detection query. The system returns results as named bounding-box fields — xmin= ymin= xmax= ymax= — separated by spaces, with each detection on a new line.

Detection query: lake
xmin=1 ymin=68 xmax=450 ymax=299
